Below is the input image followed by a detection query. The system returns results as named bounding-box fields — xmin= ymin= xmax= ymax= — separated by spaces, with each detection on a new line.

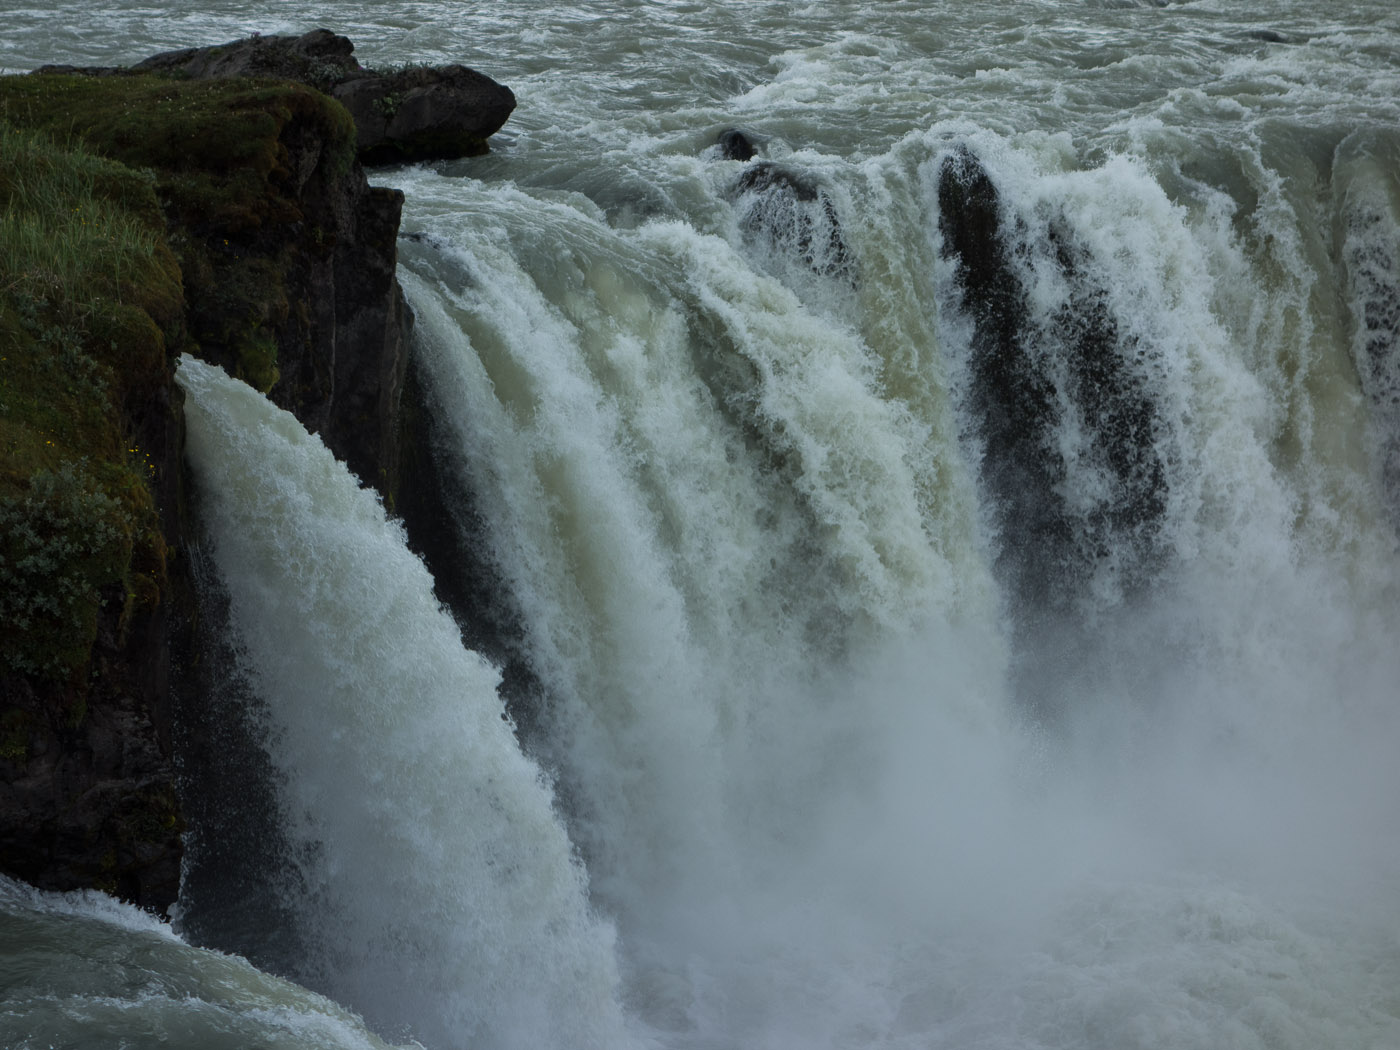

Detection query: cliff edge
xmin=0 ymin=37 xmax=511 ymax=913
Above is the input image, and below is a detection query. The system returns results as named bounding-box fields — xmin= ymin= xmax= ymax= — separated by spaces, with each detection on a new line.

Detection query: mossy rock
xmin=0 ymin=73 xmax=356 ymax=392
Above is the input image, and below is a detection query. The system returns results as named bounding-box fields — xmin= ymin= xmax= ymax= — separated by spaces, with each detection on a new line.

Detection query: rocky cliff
xmin=0 ymin=35 xmax=513 ymax=914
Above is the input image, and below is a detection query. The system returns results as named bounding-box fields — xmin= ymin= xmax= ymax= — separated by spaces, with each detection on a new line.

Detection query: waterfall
xmin=174 ymin=357 xmax=633 ymax=1050
xmin=380 ymin=121 xmax=1400 ymax=1047
xmin=12 ymin=4 xmax=1398 ymax=1045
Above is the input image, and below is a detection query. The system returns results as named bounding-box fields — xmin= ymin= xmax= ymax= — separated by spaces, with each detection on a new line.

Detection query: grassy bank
xmin=1 ymin=73 xmax=357 ymax=396
xmin=0 ymin=67 xmax=371 ymax=907
xmin=0 ymin=120 xmax=180 ymax=687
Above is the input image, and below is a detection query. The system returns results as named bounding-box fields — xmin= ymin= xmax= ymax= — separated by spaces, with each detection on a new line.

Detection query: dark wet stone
xmin=718 ymin=128 xmax=758 ymax=161
xmin=731 ymin=163 xmax=852 ymax=280
xmin=936 ymin=145 xmax=1167 ymax=616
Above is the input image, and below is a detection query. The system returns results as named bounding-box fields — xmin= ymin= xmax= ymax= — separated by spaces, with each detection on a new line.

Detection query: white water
xmin=175 ymin=357 xmax=632 ymax=1050
xmin=0 ymin=875 xmax=404 ymax=1050
xmin=6 ymin=3 xmax=1400 ymax=1049
xmin=389 ymin=126 xmax=1400 ymax=1049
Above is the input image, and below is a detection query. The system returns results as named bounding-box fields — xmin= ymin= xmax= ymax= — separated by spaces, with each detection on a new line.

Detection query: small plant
xmin=363 ymin=60 xmax=430 ymax=78
xmin=0 ymin=460 xmax=135 ymax=679
xmin=305 ymin=60 xmax=347 ymax=93
xmin=372 ymin=91 xmax=405 ymax=119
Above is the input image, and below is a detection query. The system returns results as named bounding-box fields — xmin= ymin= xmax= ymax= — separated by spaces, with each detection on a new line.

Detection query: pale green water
xmin=4 ymin=4 xmax=1400 ymax=1049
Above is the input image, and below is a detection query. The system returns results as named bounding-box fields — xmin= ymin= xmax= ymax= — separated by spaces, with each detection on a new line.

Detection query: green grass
xmin=0 ymin=122 xmax=177 ymax=684
xmin=0 ymin=124 xmax=164 ymax=308
xmin=0 ymin=72 xmax=357 ymax=392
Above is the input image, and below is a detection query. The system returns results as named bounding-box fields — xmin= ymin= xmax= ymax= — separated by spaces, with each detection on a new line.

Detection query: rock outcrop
xmin=936 ymin=145 xmax=1166 ymax=616
xmin=128 ymin=28 xmax=517 ymax=164
xmin=0 ymin=54 xmax=436 ymax=912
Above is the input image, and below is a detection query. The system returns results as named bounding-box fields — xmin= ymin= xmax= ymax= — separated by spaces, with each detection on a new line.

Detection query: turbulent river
xmin=5 ymin=2 xmax=1400 ymax=1048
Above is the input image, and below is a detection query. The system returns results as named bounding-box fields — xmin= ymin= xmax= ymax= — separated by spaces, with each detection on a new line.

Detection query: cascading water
xmin=5 ymin=3 xmax=1400 ymax=1049
xmin=172 ymin=358 xmax=632 ymax=1050
xmin=387 ymin=119 xmax=1400 ymax=1048
xmin=0 ymin=875 xmax=400 ymax=1050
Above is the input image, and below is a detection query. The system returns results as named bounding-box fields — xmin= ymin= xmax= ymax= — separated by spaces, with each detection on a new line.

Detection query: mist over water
xmin=5 ymin=2 xmax=1400 ymax=1049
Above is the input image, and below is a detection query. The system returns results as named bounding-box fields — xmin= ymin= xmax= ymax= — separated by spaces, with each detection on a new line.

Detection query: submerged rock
xmin=717 ymin=128 xmax=758 ymax=161
xmin=719 ymin=130 xmax=853 ymax=281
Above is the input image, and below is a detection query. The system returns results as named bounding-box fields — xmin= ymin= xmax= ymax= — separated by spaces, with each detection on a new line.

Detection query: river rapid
xmin=4 ymin=2 xmax=1400 ymax=1049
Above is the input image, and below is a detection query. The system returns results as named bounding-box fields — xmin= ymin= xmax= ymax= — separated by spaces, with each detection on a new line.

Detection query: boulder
xmin=717 ymin=128 xmax=757 ymax=162
xmin=129 ymin=29 xmax=516 ymax=164
xmin=333 ymin=65 xmax=516 ymax=165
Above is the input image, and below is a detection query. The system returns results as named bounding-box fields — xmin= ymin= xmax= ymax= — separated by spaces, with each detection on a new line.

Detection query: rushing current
xmin=5 ymin=2 xmax=1400 ymax=1048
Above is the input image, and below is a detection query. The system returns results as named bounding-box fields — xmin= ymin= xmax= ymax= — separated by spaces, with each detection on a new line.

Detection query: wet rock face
xmin=1339 ymin=189 xmax=1400 ymax=530
xmin=717 ymin=128 xmax=757 ymax=161
xmin=0 ymin=670 xmax=184 ymax=912
xmin=936 ymin=145 xmax=1167 ymax=616
xmin=717 ymin=130 xmax=853 ymax=281
xmin=276 ymin=175 xmax=413 ymax=497
xmin=131 ymin=29 xmax=516 ymax=164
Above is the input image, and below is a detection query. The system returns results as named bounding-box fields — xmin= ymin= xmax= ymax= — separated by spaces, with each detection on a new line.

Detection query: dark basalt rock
xmin=718 ymin=128 xmax=757 ymax=162
xmin=130 ymin=29 xmax=516 ymax=164
xmin=726 ymin=150 xmax=852 ymax=281
xmin=936 ymin=145 xmax=1167 ymax=616
xmin=334 ymin=65 xmax=516 ymax=165
xmin=0 ymin=670 xmax=184 ymax=911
